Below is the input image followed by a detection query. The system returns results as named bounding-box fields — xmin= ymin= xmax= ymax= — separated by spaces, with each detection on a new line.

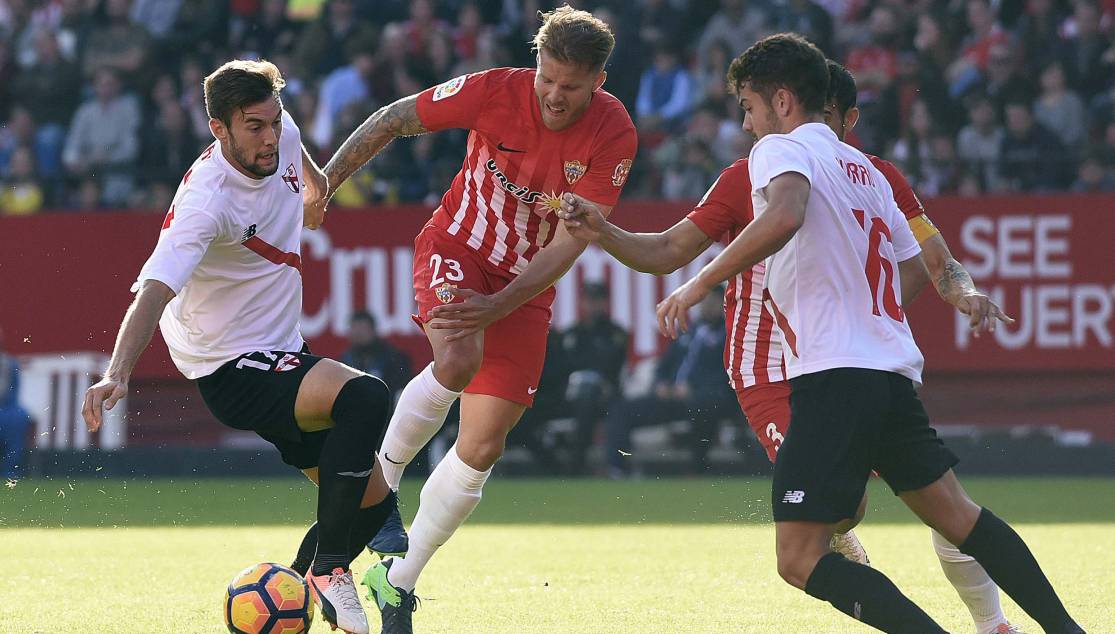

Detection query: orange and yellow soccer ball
xmin=224 ymin=563 xmax=315 ymax=634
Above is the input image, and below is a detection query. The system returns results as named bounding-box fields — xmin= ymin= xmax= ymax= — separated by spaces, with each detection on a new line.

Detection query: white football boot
xmin=307 ymin=567 xmax=370 ymax=634
xmin=831 ymin=529 xmax=871 ymax=566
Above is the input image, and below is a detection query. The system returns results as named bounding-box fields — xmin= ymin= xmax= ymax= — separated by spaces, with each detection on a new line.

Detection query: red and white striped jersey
xmin=417 ymin=68 xmax=637 ymax=276
xmin=686 ymin=153 xmax=930 ymax=390
xmin=687 ymin=159 xmax=785 ymax=389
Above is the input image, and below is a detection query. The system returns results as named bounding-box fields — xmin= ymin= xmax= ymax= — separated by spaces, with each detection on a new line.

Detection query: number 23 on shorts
xmin=429 ymin=253 xmax=464 ymax=287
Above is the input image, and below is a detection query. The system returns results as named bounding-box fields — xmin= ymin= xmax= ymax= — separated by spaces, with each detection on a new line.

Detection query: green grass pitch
xmin=2 ymin=477 xmax=1113 ymax=633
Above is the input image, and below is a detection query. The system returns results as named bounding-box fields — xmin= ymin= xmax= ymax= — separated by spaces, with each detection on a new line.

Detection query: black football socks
xmin=312 ymin=376 xmax=392 ymax=577
xmin=805 ymin=552 xmax=948 ymax=634
xmin=291 ymin=521 xmax=318 ymax=577
xmin=959 ymin=507 xmax=1084 ymax=634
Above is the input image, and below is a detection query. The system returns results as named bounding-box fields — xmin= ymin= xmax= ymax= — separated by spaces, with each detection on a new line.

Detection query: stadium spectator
xmin=138 ymin=100 xmax=201 ymax=191
xmin=661 ymin=136 xmax=718 ymax=200
xmin=163 ymin=0 xmax=230 ymax=59
xmin=339 ymin=311 xmax=412 ymax=399
xmin=235 ymin=0 xmax=301 ymax=58
xmin=696 ymin=0 xmax=771 ymax=70
xmin=514 ymin=282 xmax=630 ymax=475
xmin=0 ymin=106 xmax=36 ymax=176
xmin=958 ymin=92 xmax=1007 ymax=192
xmin=400 ymin=0 xmax=451 ymax=57
xmin=974 ymin=42 xmax=1034 ymax=117
xmin=0 ymin=146 xmax=43 ymax=215
xmin=293 ymin=0 xmax=377 ymax=78
xmin=1059 ymin=0 xmax=1111 ymax=99
xmin=82 ymin=0 xmax=152 ymax=88
xmin=62 ymin=69 xmax=141 ymax=207
xmin=178 ymin=56 xmax=213 ymax=141
xmin=772 ymin=0 xmax=833 ymax=55
xmin=999 ymin=99 xmax=1069 ymax=191
xmin=11 ymin=29 xmax=78 ymax=180
xmin=0 ymin=326 xmax=32 ymax=479
xmin=1035 ymin=60 xmax=1087 ymax=150
xmin=311 ymin=37 xmax=378 ymax=150
xmin=130 ymin=0 xmax=186 ymax=40
xmin=844 ymin=5 xmax=901 ymax=152
xmin=891 ymin=98 xmax=936 ymax=192
xmin=947 ymin=0 xmax=1010 ymax=98
xmin=452 ymin=2 xmax=493 ymax=62
xmin=692 ymin=39 xmax=734 ymax=106
xmin=1015 ymin=0 xmax=1066 ymax=76
xmin=603 ymin=290 xmax=739 ymax=478
xmin=635 ymin=43 xmax=693 ymax=133
xmin=1070 ymin=148 xmax=1115 ymax=191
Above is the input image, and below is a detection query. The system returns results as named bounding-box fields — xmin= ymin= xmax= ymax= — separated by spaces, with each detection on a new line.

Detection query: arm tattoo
xmin=324 ymin=94 xmax=428 ymax=193
xmin=935 ymin=259 xmax=977 ymax=303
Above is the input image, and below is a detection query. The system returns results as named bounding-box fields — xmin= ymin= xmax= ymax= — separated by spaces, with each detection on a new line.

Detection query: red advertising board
xmin=2 ymin=194 xmax=1113 ymax=380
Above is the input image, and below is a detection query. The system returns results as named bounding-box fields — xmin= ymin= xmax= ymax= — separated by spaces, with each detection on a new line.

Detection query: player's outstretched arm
xmin=81 ymin=280 xmax=175 ymax=433
xmin=656 ymin=173 xmax=809 ymax=339
xmin=301 ymin=143 xmax=329 ymax=230
xmin=559 ymin=193 xmax=714 ymax=275
xmin=920 ymin=232 xmax=1014 ymax=335
xmin=322 ymin=94 xmax=429 ymax=198
xmin=428 ymin=195 xmax=616 ymax=341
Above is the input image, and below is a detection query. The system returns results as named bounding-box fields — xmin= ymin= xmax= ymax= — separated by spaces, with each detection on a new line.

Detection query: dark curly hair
xmin=826 ymin=60 xmax=858 ymax=117
xmin=727 ymin=33 xmax=829 ymax=115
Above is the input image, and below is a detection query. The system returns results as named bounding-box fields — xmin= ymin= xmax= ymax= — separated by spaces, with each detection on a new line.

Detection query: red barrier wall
xmin=4 ymin=195 xmax=1114 ymax=372
xmin=2 ymin=195 xmax=1113 ymax=437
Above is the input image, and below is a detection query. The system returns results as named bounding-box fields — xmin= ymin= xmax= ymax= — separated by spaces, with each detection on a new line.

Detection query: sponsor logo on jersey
xmin=564 ymin=160 xmax=587 ymax=185
xmin=612 ymin=158 xmax=632 ymax=187
xmin=435 ymin=282 xmax=457 ymax=304
xmin=282 ymin=163 xmax=300 ymax=193
xmin=275 ymin=353 xmax=302 ymax=372
xmin=485 ymin=158 xmax=547 ymax=205
xmin=782 ymin=490 xmax=805 ymax=504
xmin=433 ymin=75 xmax=466 ymax=101
xmin=241 ymin=224 xmax=257 ymax=243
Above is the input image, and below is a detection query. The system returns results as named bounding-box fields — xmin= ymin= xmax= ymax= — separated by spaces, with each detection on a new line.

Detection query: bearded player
xmin=652 ymin=34 xmax=1084 ymax=634
xmin=559 ymin=61 xmax=1024 ymax=634
xmin=81 ymin=60 xmax=397 ymax=634
xmin=316 ymin=7 xmax=636 ymax=632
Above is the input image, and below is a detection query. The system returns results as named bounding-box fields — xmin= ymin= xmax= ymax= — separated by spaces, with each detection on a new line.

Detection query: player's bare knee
xmin=456 ymin=437 xmax=505 ymax=471
xmin=433 ymin=347 xmax=482 ymax=391
xmin=775 ymin=550 xmax=813 ymax=590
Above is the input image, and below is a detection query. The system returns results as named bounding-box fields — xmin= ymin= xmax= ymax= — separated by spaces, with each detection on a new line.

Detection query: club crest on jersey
xmin=274 ymin=353 xmax=302 ymax=372
xmin=612 ymin=158 xmax=633 ymax=187
xmin=282 ymin=164 xmax=300 ymax=193
xmin=433 ymin=75 xmax=466 ymax=101
xmin=564 ymin=160 xmax=587 ymax=185
xmin=435 ymin=283 xmax=457 ymax=304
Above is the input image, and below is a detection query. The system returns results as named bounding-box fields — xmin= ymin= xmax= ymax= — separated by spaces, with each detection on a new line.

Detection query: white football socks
xmin=387 ymin=444 xmax=490 ymax=592
xmin=931 ymin=529 xmax=1008 ymax=634
xmin=378 ymin=363 xmax=461 ymax=490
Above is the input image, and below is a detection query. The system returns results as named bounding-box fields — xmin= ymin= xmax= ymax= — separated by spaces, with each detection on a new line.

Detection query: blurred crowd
xmin=1 ymin=0 xmax=1114 ymax=216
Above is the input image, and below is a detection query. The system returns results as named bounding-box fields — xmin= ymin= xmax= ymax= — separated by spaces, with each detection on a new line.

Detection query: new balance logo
xmin=782 ymin=490 xmax=805 ymax=504
xmin=241 ymin=224 xmax=257 ymax=242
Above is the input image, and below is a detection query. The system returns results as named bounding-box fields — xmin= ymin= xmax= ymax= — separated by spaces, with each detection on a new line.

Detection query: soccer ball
xmin=224 ymin=563 xmax=315 ymax=634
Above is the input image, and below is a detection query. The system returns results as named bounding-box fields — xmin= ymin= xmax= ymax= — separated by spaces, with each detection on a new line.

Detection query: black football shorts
xmin=196 ymin=346 xmax=329 ymax=470
xmin=771 ymin=367 xmax=959 ymax=523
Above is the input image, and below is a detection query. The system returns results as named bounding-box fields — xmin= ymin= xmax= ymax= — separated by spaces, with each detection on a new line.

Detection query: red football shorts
xmin=412 ymin=221 xmax=555 ymax=407
xmin=735 ymin=380 xmax=792 ymax=463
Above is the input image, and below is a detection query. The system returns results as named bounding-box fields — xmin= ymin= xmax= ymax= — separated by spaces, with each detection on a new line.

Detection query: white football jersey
xmin=133 ymin=110 xmax=306 ymax=379
xmin=748 ymin=123 xmax=925 ymax=384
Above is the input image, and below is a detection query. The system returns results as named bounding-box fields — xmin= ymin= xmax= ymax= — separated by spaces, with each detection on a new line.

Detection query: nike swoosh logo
xmin=382 ymin=454 xmax=404 ymax=465
xmin=527 ymin=387 xmax=538 ymax=394
xmin=497 ymin=142 xmax=526 ymax=153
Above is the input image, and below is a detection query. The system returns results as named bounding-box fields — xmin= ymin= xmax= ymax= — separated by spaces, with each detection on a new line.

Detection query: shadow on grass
xmin=2 ymin=477 xmax=1113 ymax=529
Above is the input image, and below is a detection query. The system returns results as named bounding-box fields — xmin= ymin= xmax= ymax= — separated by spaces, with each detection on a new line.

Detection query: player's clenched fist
xmin=558 ymin=193 xmax=607 ymax=242
xmin=81 ymin=377 xmax=127 ymax=433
